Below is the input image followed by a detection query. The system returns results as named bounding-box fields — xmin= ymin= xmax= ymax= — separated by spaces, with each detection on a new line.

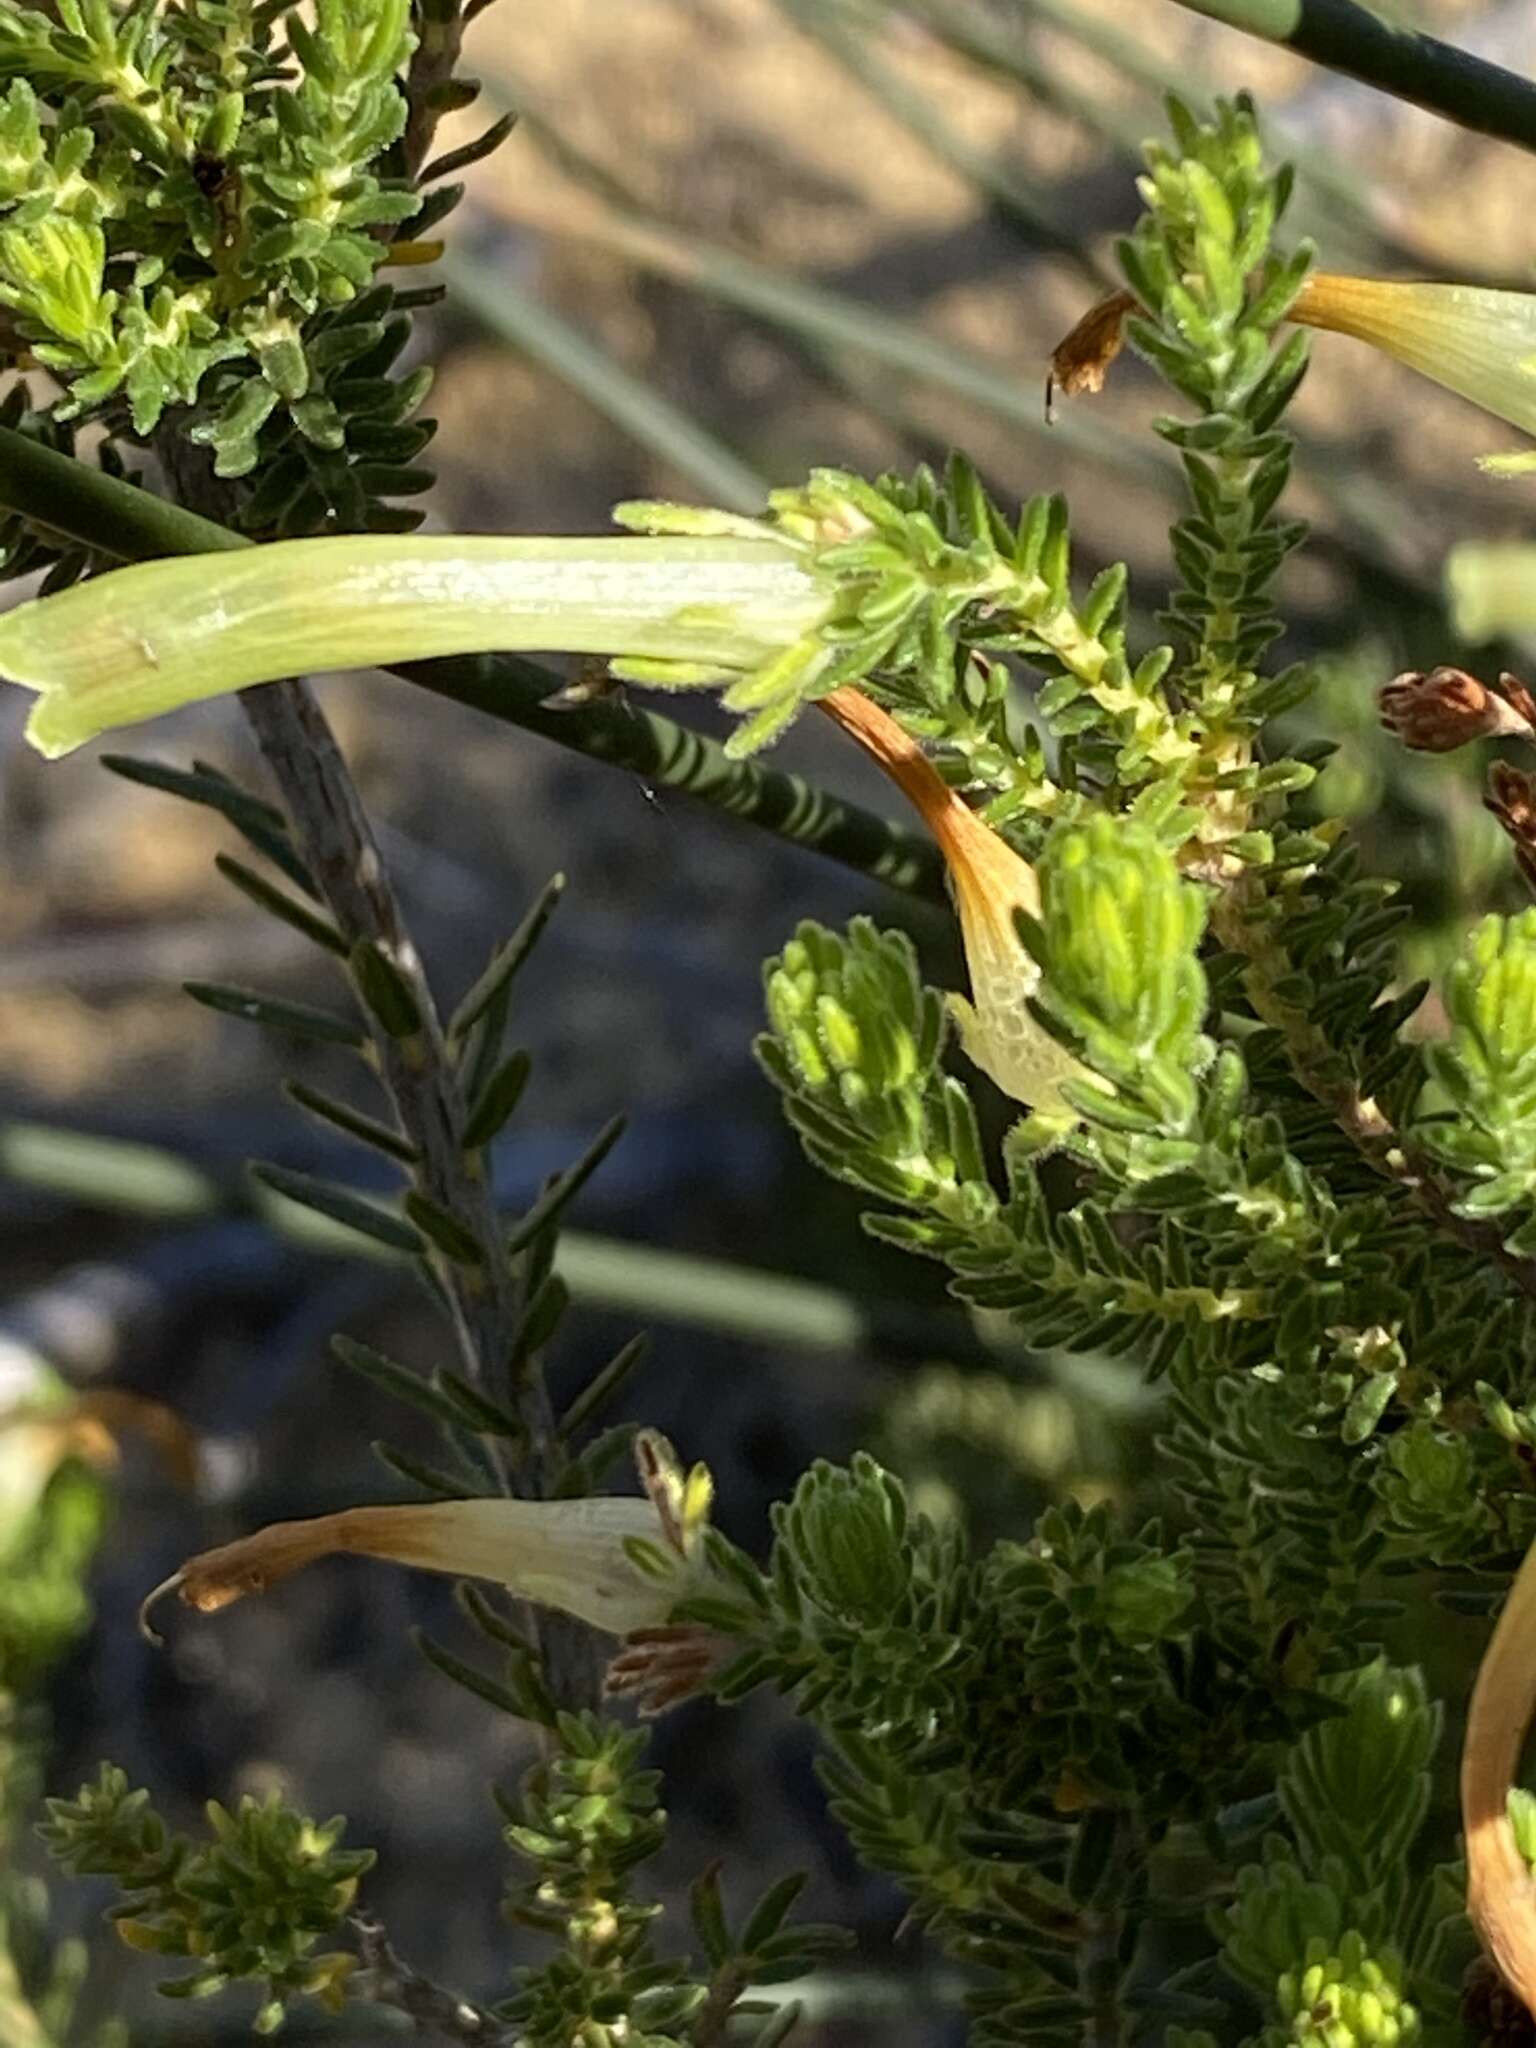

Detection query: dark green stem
xmin=0 ymin=430 xmax=946 ymax=904
xmin=1161 ymin=0 xmax=1536 ymax=156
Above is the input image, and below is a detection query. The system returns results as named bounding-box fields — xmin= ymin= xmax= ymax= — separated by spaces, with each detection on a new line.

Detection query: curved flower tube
xmin=818 ymin=686 xmax=1085 ymax=1115
xmin=1463 ymin=1534 xmax=1536 ymax=2017
xmin=141 ymin=1485 xmax=704 ymax=1643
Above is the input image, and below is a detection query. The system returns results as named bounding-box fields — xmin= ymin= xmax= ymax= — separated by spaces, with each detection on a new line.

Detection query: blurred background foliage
xmin=4 ymin=0 xmax=1536 ymax=2038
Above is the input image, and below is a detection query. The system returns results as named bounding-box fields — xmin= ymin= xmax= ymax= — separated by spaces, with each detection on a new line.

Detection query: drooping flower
xmin=1379 ymin=666 xmax=1536 ymax=754
xmin=1463 ymin=1530 xmax=1536 ymax=2019
xmin=817 ymin=686 xmax=1085 ymax=1115
xmin=141 ymin=1430 xmax=712 ymax=1644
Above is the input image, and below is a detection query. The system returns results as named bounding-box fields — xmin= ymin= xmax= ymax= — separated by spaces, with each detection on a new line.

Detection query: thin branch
xmin=400 ymin=0 xmax=468 ymax=183
xmin=0 ymin=428 xmax=946 ymax=904
xmin=152 ymin=432 xmax=602 ymax=1704
xmin=690 ymin=1957 xmax=750 ymax=2048
xmin=1159 ymin=0 xmax=1536 ymax=157
xmin=351 ymin=1912 xmax=517 ymax=2047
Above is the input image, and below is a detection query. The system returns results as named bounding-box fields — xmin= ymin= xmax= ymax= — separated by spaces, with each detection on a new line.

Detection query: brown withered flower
xmin=1046 ymin=290 xmax=1142 ymax=419
xmin=1379 ymin=667 xmax=1536 ymax=753
xmin=606 ymin=1623 xmax=727 ymax=1715
xmin=1487 ymin=759 xmax=1536 ymax=897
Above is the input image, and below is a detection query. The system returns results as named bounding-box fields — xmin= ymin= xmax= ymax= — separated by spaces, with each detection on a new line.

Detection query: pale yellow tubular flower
xmin=1463 ymin=1531 xmax=1536 ymax=2019
xmin=0 ymin=1357 xmax=195 ymax=1537
xmin=0 ymin=534 xmax=831 ymax=758
xmin=1291 ymin=274 xmax=1536 ymax=456
xmin=1446 ymin=542 xmax=1536 ymax=645
xmin=818 ymin=687 xmax=1084 ymax=1114
xmin=140 ymin=1491 xmax=702 ymax=1644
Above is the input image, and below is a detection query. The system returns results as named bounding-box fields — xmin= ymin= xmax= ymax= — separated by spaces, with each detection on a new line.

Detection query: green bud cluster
xmin=39 ymin=1768 xmax=374 ymax=2034
xmin=1121 ymin=95 xmax=1312 ymax=703
xmin=0 ymin=0 xmax=470 ymax=552
xmin=623 ymin=106 xmax=1322 ymax=865
xmin=1276 ymin=1935 xmax=1420 ymax=2048
xmin=757 ymin=917 xmax=983 ymax=1206
xmin=1211 ymin=1665 xmax=1464 ymax=2048
xmin=500 ymin=1713 xmax=844 ymax=2048
xmin=1417 ymin=909 xmax=1536 ymax=1239
xmin=1025 ymin=811 xmax=1212 ymax=1131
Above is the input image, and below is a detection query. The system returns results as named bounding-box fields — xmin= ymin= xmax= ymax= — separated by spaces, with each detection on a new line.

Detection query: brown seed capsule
xmin=1379 ymin=667 xmax=1536 ymax=753
xmin=1046 ymin=290 xmax=1142 ymax=420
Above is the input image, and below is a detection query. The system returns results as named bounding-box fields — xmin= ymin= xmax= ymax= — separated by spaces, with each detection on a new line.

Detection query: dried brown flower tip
xmin=1502 ymin=672 xmax=1536 ymax=729
xmin=1379 ymin=667 xmax=1536 ymax=753
xmin=1487 ymin=760 xmax=1536 ymax=898
xmin=1462 ymin=1954 xmax=1536 ymax=2048
xmin=1046 ymin=290 xmax=1141 ymax=419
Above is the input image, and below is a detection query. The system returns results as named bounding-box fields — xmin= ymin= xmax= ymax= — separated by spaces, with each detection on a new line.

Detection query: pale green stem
xmin=0 ymin=535 xmax=830 ymax=758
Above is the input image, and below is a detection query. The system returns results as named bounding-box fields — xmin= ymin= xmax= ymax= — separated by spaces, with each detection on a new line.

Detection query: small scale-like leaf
xmin=404 ymin=1190 xmax=485 ymax=1266
xmin=741 ymin=1872 xmax=809 ymax=1955
xmin=463 ymin=1049 xmax=532 ymax=1150
xmin=505 ymin=1115 xmax=626 ymax=1256
xmin=509 ymin=1274 xmax=569 ymax=1366
xmin=413 ymin=1628 xmax=524 ymax=1715
xmin=186 ymin=982 xmax=363 ymax=1048
xmin=455 ymin=1580 xmax=531 ymax=1650
xmin=284 ymin=1080 xmax=418 ymax=1164
xmin=102 ymin=754 xmax=318 ymax=899
xmin=420 ymin=110 xmax=518 ymax=184
xmin=371 ymin=1440 xmax=479 ymax=1498
xmin=251 ymin=1162 xmax=421 ymax=1250
xmin=554 ymin=1421 xmax=638 ymax=1494
xmin=350 ymin=939 xmax=423 ymax=1039
xmin=431 ymin=1368 xmax=527 ymax=1441
xmin=747 ymin=2000 xmax=804 ymax=2048
xmin=691 ymin=1863 xmax=734 ymax=1967
xmin=559 ymin=1332 xmax=648 ymax=1440
xmin=331 ymin=1334 xmax=467 ymax=1429
xmin=450 ymin=874 xmax=566 ymax=1046
xmin=215 ymin=854 xmax=347 ymax=954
